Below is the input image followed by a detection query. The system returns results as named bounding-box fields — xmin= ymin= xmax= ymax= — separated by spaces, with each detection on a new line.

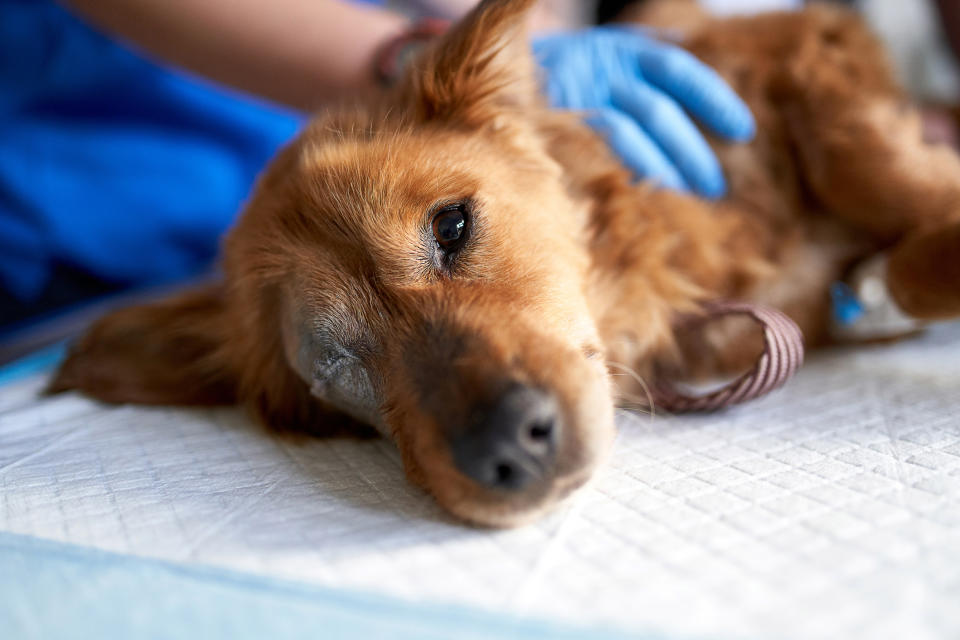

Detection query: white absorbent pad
xmin=1 ymin=324 xmax=959 ymax=640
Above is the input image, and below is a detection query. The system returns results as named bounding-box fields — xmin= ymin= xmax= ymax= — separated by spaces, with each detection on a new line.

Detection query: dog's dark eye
xmin=432 ymin=205 xmax=467 ymax=251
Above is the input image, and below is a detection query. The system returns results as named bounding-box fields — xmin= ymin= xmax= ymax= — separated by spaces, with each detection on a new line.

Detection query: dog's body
xmin=50 ymin=0 xmax=960 ymax=526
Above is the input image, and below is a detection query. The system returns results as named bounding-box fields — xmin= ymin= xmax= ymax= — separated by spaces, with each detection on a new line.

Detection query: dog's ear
xmin=47 ymin=286 xmax=237 ymax=406
xmin=403 ymin=0 xmax=540 ymax=126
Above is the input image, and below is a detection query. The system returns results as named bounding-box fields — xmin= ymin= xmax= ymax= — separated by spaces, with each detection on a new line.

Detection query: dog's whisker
xmin=607 ymin=361 xmax=656 ymax=421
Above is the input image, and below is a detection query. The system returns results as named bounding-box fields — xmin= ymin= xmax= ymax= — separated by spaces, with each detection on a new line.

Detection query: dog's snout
xmin=451 ymin=385 xmax=560 ymax=491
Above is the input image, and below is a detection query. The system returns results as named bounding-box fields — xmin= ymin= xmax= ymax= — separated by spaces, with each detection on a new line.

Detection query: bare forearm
xmin=61 ymin=0 xmax=580 ymax=110
xmin=62 ymin=0 xmax=408 ymax=110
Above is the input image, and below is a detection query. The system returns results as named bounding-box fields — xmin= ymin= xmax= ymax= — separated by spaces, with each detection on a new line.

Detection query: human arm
xmin=62 ymin=0 xmax=752 ymax=197
xmin=60 ymin=0 xmax=578 ymax=110
xmin=61 ymin=0 xmax=409 ymax=110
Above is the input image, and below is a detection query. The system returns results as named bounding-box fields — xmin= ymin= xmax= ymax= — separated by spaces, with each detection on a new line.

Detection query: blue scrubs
xmin=0 ymin=0 xmax=380 ymax=321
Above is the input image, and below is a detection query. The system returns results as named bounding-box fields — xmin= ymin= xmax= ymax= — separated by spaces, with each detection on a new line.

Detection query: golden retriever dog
xmin=49 ymin=0 xmax=960 ymax=527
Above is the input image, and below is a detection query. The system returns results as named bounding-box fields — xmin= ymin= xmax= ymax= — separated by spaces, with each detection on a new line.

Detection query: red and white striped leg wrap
xmin=652 ymin=301 xmax=805 ymax=413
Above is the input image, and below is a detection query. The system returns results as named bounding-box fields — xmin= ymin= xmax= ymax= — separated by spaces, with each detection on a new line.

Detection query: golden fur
xmin=50 ymin=0 xmax=960 ymax=527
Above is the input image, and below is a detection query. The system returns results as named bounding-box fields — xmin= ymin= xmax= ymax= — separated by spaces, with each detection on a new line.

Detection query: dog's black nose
xmin=451 ymin=385 xmax=560 ymax=491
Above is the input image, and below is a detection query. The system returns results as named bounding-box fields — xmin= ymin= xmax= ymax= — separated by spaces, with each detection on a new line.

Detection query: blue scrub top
xmin=0 ymin=0 xmax=380 ymax=303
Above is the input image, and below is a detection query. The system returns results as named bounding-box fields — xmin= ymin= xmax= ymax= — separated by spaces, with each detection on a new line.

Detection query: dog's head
xmin=51 ymin=0 xmax=616 ymax=527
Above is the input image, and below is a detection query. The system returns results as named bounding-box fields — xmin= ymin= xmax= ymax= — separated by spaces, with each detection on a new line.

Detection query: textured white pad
xmin=2 ymin=325 xmax=959 ymax=639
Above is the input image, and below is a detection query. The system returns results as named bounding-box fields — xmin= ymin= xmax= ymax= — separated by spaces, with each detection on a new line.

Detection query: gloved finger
xmin=611 ymin=81 xmax=726 ymax=198
xmin=632 ymin=43 xmax=755 ymax=142
xmin=532 ymin=34 xmax=607 ymax=110
xmin=532 ymin=36 xmax=576 ymax=108
xmin=585 ymin=108 xmax=690 ymax=192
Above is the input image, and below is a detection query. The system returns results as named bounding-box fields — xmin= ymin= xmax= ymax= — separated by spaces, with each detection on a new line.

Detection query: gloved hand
xmin=533 ymin=28 xmax=755 ymax=199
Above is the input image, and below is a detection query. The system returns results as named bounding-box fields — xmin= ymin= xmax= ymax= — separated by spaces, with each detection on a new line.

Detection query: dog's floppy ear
xmin=47 ymin=286 xmax=237 ymax=406
xmin=403 ymin=0 xmax=540 ymax=126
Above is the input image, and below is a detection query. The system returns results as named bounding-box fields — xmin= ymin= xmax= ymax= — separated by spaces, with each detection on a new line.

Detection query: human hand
xmin=533 ymin=28 xmax=755 ymax=198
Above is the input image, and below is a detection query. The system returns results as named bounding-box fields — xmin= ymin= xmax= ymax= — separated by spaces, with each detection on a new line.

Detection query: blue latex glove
xmin=534 ymin=28 xmax=756 ymax=199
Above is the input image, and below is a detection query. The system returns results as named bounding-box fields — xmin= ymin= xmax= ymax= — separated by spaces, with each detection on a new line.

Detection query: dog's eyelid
xmin=305 ymin=328 xmax=367 ymax=373
xmin=427 ymin=196 xmax=475 ymax=219
xmin=424 ymin=196 xmax=477 ymax=233
xmin=312 ymin=345 xmax=373 ymax=381
xmin=312 ymin=350 xmax=347 ymax=377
